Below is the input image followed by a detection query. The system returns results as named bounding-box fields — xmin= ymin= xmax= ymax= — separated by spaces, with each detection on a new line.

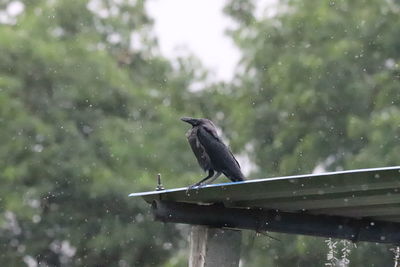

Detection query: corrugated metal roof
xmin=130 ymin=166 xmax=400 ymax=224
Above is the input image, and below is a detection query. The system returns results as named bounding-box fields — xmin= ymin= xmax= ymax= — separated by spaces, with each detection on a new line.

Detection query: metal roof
xmin=129 ymin=166 xmax=400 ymax=243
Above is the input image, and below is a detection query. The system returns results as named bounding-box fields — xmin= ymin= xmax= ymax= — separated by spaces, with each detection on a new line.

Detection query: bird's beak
xmin=181 ymin=117 xmax=197 ymax=126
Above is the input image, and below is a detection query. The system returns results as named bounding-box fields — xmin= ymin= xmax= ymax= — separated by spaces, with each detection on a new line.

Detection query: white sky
xmin=146 ymin=0 xmax=240 ymax=81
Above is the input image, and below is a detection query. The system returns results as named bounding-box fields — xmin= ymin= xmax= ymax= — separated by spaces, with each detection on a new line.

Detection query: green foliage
xmin=0 ymin=0 xmax=207 ymax=265
xmin=1 ymin=0 xmax=400 ymax=266
xmin=224 ymin=0 xmax=400 ymax=176
xmin=221 ymin=0 xmax=400 ymax=265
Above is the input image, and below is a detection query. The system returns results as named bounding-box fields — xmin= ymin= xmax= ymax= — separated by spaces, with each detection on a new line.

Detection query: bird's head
xmin=180 ymin=117 xmax=202 ymax=126
xmin=181 ymin=117 xmax=214 ymax=127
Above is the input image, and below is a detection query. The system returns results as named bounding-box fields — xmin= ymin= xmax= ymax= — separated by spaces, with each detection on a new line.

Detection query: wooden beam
xmin=189 ymin=226 xmax=241 ymax=267
xmin=310 ymin=204 xmax=400 ymax=217
xmin=152 ymin=200 xmax=400 ymax=244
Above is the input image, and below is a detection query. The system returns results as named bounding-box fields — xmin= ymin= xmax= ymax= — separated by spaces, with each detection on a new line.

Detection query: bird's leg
xmin=201 ymin=172 xmax=221 ymax=185
xmin=187 ymin=169 xmax=215 ymax=191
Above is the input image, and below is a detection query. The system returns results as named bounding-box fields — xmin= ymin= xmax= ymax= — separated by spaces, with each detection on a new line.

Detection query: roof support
xmin=152 ymin=200 xmax=400 ymax=244
xmin=189 ymin=225 xmax=241 ymax=267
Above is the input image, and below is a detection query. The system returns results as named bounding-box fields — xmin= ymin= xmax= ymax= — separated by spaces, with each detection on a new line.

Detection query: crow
xmin=181 ymin=117 xmax=245 ymax=189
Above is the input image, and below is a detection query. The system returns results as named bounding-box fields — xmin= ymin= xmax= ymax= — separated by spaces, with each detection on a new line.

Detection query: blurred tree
xmin=224 ymin=0 xmax=400 ymax=176
xmin=0 ymin=0 xmax=209 ymax=266
xmin=2 ymin=0 xmax=400 ymax=266
xmin=221 ymin=0 xmax=400 ymax=266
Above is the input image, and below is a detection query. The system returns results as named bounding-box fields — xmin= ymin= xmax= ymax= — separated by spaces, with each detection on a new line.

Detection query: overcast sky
xmin=146 ymin=0 xmax=240 ymax=81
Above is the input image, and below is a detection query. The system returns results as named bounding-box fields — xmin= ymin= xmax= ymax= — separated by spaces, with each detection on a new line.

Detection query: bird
xmin=181 ymin=117 xmax=245 ymax=190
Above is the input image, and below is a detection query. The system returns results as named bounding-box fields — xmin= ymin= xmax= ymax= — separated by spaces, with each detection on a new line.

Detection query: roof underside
xmin=130 ymin=166 xmax=400 ymax=224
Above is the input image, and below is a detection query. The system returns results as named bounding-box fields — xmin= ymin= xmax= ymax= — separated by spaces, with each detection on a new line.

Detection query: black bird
xmin=181 ymin=117 xmax=245 ymax=189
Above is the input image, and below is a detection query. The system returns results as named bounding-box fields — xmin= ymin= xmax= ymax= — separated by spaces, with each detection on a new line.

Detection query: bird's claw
xmin=186 ymin=183 xmax=202 ymax=195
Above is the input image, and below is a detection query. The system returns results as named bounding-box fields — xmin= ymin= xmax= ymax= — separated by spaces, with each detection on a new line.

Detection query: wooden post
xmin=189 ymin=226 xmax=242 ymax=267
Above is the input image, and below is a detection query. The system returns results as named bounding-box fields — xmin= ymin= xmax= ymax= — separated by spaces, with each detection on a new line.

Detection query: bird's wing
xmin=228 ymin=149 xmax=241 ymax=169
xmin=201 ymin=125 xmax=241 ymax=169
xmin=202 ymin=123 xmax=221 ymax=141
xmin=197 ymin=126 xmax=244 ymax=181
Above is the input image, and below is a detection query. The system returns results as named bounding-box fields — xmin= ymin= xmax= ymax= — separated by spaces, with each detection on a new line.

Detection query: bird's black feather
xmin=197 ymin=126 xmax=244 ymax=181
xmin=186 ymin=127 xmax=211 ymax=171
xmin=181 ymin=117 xmax=245 ymax=187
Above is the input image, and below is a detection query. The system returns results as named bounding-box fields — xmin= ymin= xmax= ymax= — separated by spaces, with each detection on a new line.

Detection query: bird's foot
xmin=185 ymin=183 xmax=203 ymax=195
